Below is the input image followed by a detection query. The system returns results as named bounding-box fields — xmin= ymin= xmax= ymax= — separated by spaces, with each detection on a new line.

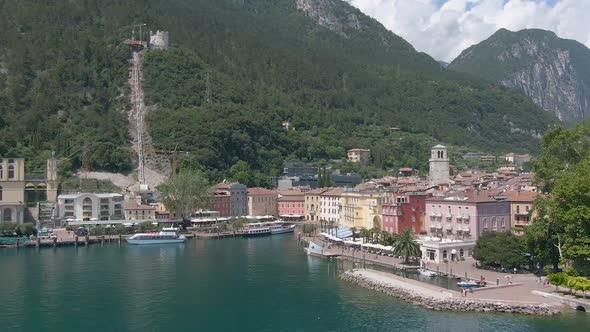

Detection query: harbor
xmin=1 ymin=235 xmax=588 ymax=332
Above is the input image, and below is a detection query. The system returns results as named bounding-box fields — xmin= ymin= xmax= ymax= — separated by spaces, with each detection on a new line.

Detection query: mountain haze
xmin=449 ymin=28 xmax=590 ymax=124
xmin=0 ymin=0 xmax=557 ymax=181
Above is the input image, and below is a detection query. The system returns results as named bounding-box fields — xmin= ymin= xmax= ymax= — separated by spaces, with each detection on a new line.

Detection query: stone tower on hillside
xmin=429 ymin=145 xmax=449 ymax=186
xmin=149 ymin=30 xmax=169 ymax=50
xmin=46 ymin=155 xmax=58 ymax=203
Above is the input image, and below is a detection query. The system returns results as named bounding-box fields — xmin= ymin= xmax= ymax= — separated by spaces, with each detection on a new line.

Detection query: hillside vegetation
xmin=0 ymin=0 xmax=558 ymax=180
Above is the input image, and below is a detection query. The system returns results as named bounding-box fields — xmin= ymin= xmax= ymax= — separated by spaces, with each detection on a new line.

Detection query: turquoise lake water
xmin=0 ymin=234 xmax=588 ymax=332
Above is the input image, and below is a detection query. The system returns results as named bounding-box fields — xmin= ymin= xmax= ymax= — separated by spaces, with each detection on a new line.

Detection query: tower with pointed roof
xmin=429 ymin=144 xmax=449 ymax=186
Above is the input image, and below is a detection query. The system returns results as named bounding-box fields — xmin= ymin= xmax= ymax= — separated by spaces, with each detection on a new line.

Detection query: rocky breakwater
xmin=340 ymin=269 xmax=559 ymax=315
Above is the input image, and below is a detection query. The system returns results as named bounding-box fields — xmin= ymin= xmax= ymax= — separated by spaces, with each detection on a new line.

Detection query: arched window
xmin=8 ymin=164 xmax=14 ymax=179
xmin=483 ymin=218 xmax=488 ymax=229
xmin=501 ymin=218 xmax=506 ymax=228
xmin=3 ymin=208 xmax=12 ymax=221
xmin=83 ymin=197 xmax=92 ymax=205
xmin=442 ymin=250 xmax=448 ymax=259
xmin=492 ymin=217 xmax=497 ymax=230
xmin=0 ymin=165 xmax=3 ymax=179
xmin=460 ymin=248 xmax=464 ymax=257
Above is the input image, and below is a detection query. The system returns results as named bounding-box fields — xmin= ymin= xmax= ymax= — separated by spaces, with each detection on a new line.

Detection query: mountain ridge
xmin=449 ymin=28 xmax=590 ymax=124
xmin=0 ymin=0 xmax=558 ymax=180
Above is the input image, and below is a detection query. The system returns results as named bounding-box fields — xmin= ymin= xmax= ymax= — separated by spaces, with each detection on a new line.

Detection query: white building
xmin=420 ymin=238 xmax=476 ymax=264
xmin=319 ymin=188 xmax=344 ymax=224
xmin=149 ymin=30 xmax=169 ymax=50
xmin=429 ymin=144 xmax=449 ymax=186
xmin=57 ymin=193 xmax=124 ymax=222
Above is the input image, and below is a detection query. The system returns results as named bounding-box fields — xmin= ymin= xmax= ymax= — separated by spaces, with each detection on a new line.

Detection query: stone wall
xmin=340 ymin=270 xmax=559 ymax=315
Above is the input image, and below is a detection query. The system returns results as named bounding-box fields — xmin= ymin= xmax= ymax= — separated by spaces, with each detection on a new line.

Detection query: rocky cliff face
xmin=450 ymin=29 xmax=590 ymax=124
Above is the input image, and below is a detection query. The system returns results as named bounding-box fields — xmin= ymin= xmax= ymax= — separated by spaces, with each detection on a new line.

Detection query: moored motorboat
xmin=457 ymin=280 xmax=481 ymax=288
xmin=270 ymin=224 xmax=295 ymax=235
xmin=418 ymin=269 xmax=437 ymax=277
xmin=127 ymin=227 xmax=186 ymax=245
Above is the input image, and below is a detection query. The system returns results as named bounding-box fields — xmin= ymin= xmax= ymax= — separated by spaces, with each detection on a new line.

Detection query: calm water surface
xmin=1 ymin=234 xmax=588 ymax=332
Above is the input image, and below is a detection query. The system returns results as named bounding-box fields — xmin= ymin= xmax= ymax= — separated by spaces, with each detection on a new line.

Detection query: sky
xmin=345 ymin=0 xmax=590 ymax=62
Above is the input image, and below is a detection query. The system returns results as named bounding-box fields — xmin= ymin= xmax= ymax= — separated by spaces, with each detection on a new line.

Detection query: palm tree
xmin=393 ymin=228 xmax=420 ymax=264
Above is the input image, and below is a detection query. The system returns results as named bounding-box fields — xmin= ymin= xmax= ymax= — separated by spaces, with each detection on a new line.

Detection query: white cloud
xmin=346 ymin=0 xmax=590 ymax=62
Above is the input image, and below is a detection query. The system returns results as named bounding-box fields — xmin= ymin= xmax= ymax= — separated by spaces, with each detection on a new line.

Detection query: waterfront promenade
xmin=310 ymin=236 xmax=563 ymax=306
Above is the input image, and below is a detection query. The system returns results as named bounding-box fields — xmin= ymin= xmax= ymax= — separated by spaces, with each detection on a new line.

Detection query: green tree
xmin=0 ymin=222 xmax=17 ymax=236
xmin=473 ymin=231 xmax=526 ymax=268
xmin=528 ymin=122 xmax=590 ymax=276
xmin=19 ymin=223 xmax=36 ymax=237
xmin=158 ymin=169 xmax=211 ymax=221
xmin=114 ymin=224 xmax=127 ymax=235
xmin=393 ymin=228 xmax=420 ymax=264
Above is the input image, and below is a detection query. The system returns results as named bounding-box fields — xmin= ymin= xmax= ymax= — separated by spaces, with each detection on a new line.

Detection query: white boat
xmin=304 ymin=240 xmax=326 ymax=256
xmin=127 ymin=227 xmax=186 ymax=245
xmin=270 ymin=224 xmax=295 ymax=235
xmin=241 ymin=222 xmax=271 ymax=237
xmin=457 ymin=280 xmax=480 ymax=288
xmin=419 ymin=269 xmax=437 ymax=277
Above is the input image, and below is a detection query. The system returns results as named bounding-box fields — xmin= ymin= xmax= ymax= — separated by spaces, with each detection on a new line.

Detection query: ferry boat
xmin=127 ymin=227 xmax=186 ymax=245
xmin=270 ymin=224 xmax=295 ymax=235
xmin=241 ymin=222 xmax=271 ymax=237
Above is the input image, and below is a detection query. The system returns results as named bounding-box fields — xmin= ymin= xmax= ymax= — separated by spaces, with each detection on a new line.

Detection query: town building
xmin=57 ymin=193 xmax=124 ymax=222
xmin=247 ymin=188 xmax=277 ymax=216
xmin=151 ymin=202 xmax=178 ymax=220
xmin=340 ymin=190 xmax=383 ymax=229
xmin=381 ymin=192 xmax=431 ymax=235
xmin=0 ymin=156 xmax=58 ymax=224
xmin=214 ymin=182 xmax=248 ymax=217
xmin=277 ymin=191 xmax=305 ymax=218
xmin=420 ymin=238 xmax=476 ymax=264
xmin=209 ymin=190 xmax=231 ymax=217
xmin=504 ymin=153 xmax=532 ymax=165
xmin=124 ymin=201 xmax=156 ymax=220
xmin=347 ymin=148 xmax=371 ymax=164
xmin=0 ymin=158 xmax=25 ymax=224
xmin=425 ymin=190 xmax=511 ymax=241
xmin=505 ymin=190 xmax=536 ymax=236
xmin=319 ymin=188 xmax=344 ymax=224
xmin=304 ymin=188 xmax=329 ymax=222
xmin=429 ymin=145 xmax=449 ymax=186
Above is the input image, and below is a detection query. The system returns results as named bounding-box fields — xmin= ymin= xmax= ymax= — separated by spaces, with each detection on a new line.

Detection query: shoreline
xmin=340 ymin=269 xmax=560 ymax=315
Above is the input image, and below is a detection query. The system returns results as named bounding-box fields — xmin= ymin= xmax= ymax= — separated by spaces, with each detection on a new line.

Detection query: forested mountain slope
xmin=0 ymin=0 xmax=558 ymax=179
xmin=450 ymin=28 xmax=590 ymax=125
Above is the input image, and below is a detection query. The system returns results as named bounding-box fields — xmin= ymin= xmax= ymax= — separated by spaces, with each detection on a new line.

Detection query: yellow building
xmin=304 ymin=188 xmax=329 ymax=222
xmin=0 ymin=158 xmax=26 ymax=223
xmin=505 ymin=190 xmax=537 ymax=236
xmin=340 ymin=190 xmax=384 ymax=229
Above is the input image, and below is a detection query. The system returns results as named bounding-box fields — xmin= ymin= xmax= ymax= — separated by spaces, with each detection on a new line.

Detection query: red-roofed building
xmin=209 ymin=190 xmax=231 ymax=217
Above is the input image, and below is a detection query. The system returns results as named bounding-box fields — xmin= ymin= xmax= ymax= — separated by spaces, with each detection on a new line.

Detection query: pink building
xmin=425 ymin=190 xmax=511 ymax=240
xmin=277 ymin=191 xmax=305 ymax=217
